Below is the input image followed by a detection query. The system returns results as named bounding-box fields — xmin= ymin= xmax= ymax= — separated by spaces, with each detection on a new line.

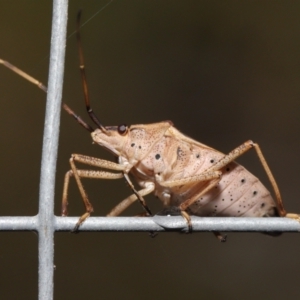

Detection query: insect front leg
xmin=62 ymin=154 xmax=126 ymax=230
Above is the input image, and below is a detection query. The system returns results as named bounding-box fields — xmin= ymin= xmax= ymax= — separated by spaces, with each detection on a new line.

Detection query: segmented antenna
xmin=0 ymin=59 xmax=47 ymax=92
xmin=76 ymin=10 xmax=107 ymax=133
xmin=0 ymin=59 xmax=94 ymax=133
xmin=63 ymin=104 xmax=94 ymax=132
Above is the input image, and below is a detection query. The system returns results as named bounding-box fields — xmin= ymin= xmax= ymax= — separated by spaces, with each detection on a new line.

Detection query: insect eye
xmin=117 ymin=124 xmax=128 ymax=135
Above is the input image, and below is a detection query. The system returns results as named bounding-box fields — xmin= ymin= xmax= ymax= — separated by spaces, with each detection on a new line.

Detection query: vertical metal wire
xmin=38 ymin=1 xmax=68 ymax=299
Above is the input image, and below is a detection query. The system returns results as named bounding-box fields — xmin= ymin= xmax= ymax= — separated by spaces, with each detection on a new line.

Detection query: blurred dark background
xmin=1 ymin=1 xmax=300 ymax=299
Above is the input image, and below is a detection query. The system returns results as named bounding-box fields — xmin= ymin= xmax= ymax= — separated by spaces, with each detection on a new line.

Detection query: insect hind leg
xmin=179 ymin=178 xmax=227 ymax=241
xmin=252 ymin=143 xmax=300 ymax=221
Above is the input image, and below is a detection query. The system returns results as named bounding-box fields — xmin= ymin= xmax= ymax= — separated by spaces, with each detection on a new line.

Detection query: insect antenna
xmin=0 ymin=58 xmax=94 ymax=133
xmin=76 ymin=10 xmax=107 ymax=133
xmin=0 ymin=59 xmax=47 ymax=92
xmin=63 ymin=103 xmax=94 ymax=132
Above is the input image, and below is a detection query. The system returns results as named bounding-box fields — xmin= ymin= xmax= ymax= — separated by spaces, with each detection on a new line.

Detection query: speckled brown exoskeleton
xmin=1 ymin=12 xmax=299 ymax=241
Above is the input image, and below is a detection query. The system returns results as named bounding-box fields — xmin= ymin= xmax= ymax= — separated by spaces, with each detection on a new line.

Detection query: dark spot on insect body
xmin=139 ymin=146 xmax=141 ymax=149
xmin=210 ymin=159 xmax=214 ymax=163
xmin=238 ymin=210 xmax=240 ymax=213
xmin=155 ymin=154 xmax=161 ymax=160
xmin=196 ymin=154 xmax=200 ymax=158
xmin=131 ymin=143 xmax=135 ymax=147
xmin=253 ymin=191 xmax=257 ymax=195
xmin=261 ymin=203 xmax=265 ymax=208
xmin=230 ymin=199 xmax=233 ymax=201
xmin=226 ymin=167 xmax=230 ymax=172
xmin=222 ymin=199 xmax=224 ymax=201
xmin=241 ymin=179 xmax=245 ymax=183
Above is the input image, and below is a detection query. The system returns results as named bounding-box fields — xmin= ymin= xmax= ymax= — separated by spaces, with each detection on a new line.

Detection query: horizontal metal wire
xmin=0 ymin=216 xmax=299 ymax=233
xmin=0 ymin=217 xmax=38 ymax=231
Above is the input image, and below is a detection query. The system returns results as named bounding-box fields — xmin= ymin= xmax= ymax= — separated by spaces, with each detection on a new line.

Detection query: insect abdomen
xmin=187 ymin=163 xmax=277 ymax=217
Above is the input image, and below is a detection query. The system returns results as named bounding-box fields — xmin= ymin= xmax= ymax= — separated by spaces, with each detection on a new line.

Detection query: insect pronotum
xmin=1 ymin=11 xmax=299 ymax=241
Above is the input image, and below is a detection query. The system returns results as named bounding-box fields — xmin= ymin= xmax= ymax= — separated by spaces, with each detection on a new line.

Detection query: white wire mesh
xmin=37 ymin=1 xmax=68 ymax=299
xmin=0 ymin=216 xmax=299 ymax=232
xmin=0 ymin=1 xmax=299 ymax=300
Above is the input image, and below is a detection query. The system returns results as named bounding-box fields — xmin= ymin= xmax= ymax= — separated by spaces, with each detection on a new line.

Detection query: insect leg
xmin=203 ymin=140 xmax=285 ymax=215
xmin=250 ymin=143 xmax=284 ymax=215
xmin=62 ymin=169 xmax=123 ymax=214
xmin=252 ymin=143 xmax=300 ymax=220
xmin=203 ymin=140 xmax=299 ymax=220
xmin=158 ymin=170 xmax=222 ymax=188
xmin=213 ymin=232 xmax=227 ymax=243
xmin=202 ymin=140 xmax=281 ymax=206
xmin=159 ymin=172 xmax=221 ymax=232
xmin=62 ymin=154 xmax=126 ymax=230
xmin=123 ymin=174 xmax=154 ymax=216
xmin=107 ymin=182 xmax=155 ymax=216
xmin=204 ymin=140 xmax=255 ymax=173
xmin=180 ymin=179 xmax=227 ymax=241
xmin=180 ymin=179 xmax=226 ymax=241
xmin=68 ymin=154 xmax=126 ymax=171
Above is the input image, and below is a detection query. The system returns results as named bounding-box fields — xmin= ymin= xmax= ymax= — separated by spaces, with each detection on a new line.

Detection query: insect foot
xmin=213 ymin=232 xmax=227 ymax=243
xmin=154 ymin=208 xmax=227 ymax=242
xmin=285 ymin=213 xmax=300 ymax=222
